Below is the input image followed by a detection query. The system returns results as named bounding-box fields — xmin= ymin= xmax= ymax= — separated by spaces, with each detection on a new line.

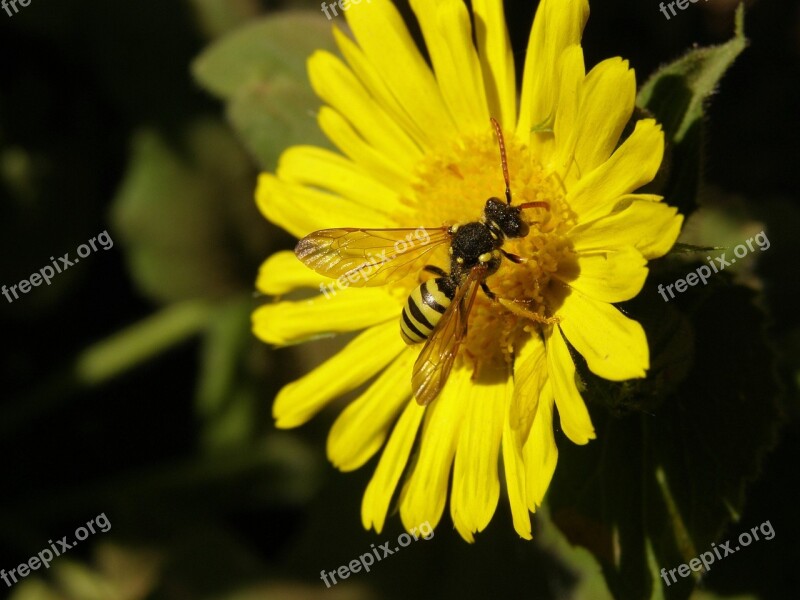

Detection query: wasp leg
xmin=501 ymin=249 xmax=528 ymax=264
xmin=498 ymin=298 xmax=561 ymax=325
xmin=481 ymin=282 xmax=497 ymax=301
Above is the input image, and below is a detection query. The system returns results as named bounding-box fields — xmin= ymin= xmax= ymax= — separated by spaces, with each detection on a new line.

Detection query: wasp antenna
xmin=518 ymin=201 xmax=550 ymax=211
xmin=490 ymin=117 xmax=512 ymax=204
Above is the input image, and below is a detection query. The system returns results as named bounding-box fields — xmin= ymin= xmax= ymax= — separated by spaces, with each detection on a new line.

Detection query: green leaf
xmin=192 ymin=11 xmax=337 ymax=170
xmin=192 ymin=11 xmax=336 ymax=100
xmin=187 ymin=0 xmax=263 ymax=40
xmin=536 ymin=506 xmax=615 ymax=600
xmin=76 ymin=300 xmax=214 ymax=386
xmin=0 ymin=300 xmax=216 ymax=437
xmin=636 ymin=4 xmax=747 ymax=216
xmin=196 ymin=294 xmax=276 ymax=450
xmin=227 ymin=74 xmax=333 ymax=170
xmin=637 ymin=5 xmax=747 ymax=143
xmin=110 ymin=119 xmax=272 ymax=304
xmin=548 ymin=281 xmax=782 ymax=600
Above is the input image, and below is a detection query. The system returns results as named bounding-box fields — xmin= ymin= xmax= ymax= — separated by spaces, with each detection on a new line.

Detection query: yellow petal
xmin=252 ymin=287 xmax=400 ymax=346
xmin=545 ymin=326 xmax=595 ymax=445
xmin=271 ymin=321 xmax=406 ymax=429
xmin=517 ymin=0 xmax=589 ymax=140
xmin=276 ymin=146 xmax=409 ymax=218
xmin=256 ymin=250 xmax=326 ymax=296
xmin=327 ymin=348 xmax=415 ymax=472
xmin=557 ymin=247 xmax=648 ymax=304
xmin=317 ymin=108 xmax=411 ymax=191
xmin=256 ymin=172 xmax=391 ymax=239
xmin=362 ymin=398 xmax=426 ymax=534
xmin=524 ymin=381 xmax=558 ymax=509
xmin=510 ymin=333 xmax=547 ymax=446
xmin=567 ymin=119 xmax=664 ymax=224
xmin=502 ymin=405 xmax=531 ymax=539
xmin=472 ymin=0 xmax=516 ymax=127
xmin=399 ymin=366 xmax=470 ymax=532
xmin=307 ymin=51 xmax=422 ymax=168
xmin=333 ymin=26 xmax=430 ymax=149
xmin=410 ymin=0 xmax=489 ymax=131
xmin=570 ymin=196 xmax=684 ymax=259
xmin=450 ymin=375 xmax=507 ymax=542
xmin=345 ymin=0 xmax=456 ymax=143
xmin=558 ymin=289 xmax=649 ymax=381
xmin=551 ymin=44 xmax=586 ymax=175
xmin=569 ymin=58 xmax=636 ymax=176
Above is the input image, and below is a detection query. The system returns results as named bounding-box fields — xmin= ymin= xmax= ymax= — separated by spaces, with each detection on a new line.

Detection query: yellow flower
xmin=253 ymin=0 xmax=682 ymax=541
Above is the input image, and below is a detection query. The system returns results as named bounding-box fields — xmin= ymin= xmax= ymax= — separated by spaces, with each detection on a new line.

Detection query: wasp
xmin=295 ymin=118 xmax=549 ymax=406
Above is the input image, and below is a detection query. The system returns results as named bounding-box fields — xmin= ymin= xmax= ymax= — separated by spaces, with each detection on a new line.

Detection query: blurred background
xmin=0 ymin=0 xmax=797 ymax=598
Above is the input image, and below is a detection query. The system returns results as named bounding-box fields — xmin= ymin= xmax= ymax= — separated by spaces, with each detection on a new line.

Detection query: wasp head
xmin=484 ymin=197 xmax=530 ymax=239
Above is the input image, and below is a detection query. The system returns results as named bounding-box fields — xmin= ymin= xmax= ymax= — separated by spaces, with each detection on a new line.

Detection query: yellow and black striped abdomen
xmin=400 ymin=278 xmax=454 ymax=345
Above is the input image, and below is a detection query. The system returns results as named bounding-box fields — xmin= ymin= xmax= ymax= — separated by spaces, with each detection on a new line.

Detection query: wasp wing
xmin=411 ymin=266 xmax=486 ymax=406
xmin=295 ymin=227 xmax=450 ymax=287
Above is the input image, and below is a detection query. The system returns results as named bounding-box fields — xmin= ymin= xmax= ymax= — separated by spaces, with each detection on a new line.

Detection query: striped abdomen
xmin=400 ymin=277 xmax=455 ymax=344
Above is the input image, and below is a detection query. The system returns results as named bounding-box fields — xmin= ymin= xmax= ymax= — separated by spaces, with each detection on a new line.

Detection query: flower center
xmin=393 ymin=130 xmax=576 ymax=371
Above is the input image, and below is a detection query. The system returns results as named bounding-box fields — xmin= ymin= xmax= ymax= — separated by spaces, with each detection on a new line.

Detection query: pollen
xmin=394 ymin=129 xmax=577 ymax=372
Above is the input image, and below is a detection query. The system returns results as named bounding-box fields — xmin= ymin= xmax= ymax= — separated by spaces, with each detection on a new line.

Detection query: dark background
xmin=0 ymin=0 xmax=797 ymax=598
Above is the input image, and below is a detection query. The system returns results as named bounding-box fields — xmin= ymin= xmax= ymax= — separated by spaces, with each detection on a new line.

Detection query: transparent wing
xmin=295 ymin=227 xmax=450 ymax=287
xmin=411 ymin=266 xmax=486 ymax=406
